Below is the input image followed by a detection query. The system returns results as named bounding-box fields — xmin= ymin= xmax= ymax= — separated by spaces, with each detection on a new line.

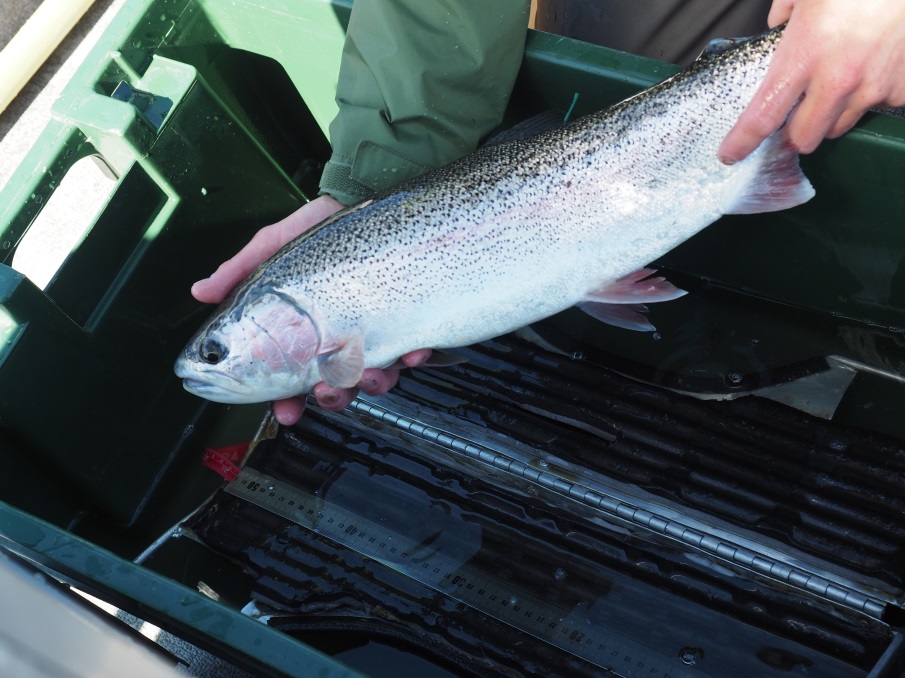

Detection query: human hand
xmin=718 ymin=0 xmax=905 ymax=164
xmin=191 ymin=194 xmax=432 ymax=425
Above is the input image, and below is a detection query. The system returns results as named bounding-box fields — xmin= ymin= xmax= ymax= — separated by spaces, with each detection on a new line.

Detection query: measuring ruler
xmin=226 ymin=466 xmax=703 ymax=678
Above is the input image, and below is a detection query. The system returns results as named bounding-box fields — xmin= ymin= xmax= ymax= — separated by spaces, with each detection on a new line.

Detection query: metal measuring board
xmin=226 ymin=466 xmax=685 ymax=677
xmin=224 ymin=461 xmax=863 ymax=678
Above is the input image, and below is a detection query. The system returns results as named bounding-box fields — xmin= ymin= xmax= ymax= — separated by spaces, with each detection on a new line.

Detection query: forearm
xmin=320 ymin=0 xmax=531 ymax=205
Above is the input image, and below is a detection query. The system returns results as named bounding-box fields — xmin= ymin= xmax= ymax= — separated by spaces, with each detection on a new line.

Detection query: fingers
xmin=276 ymin=194 xmax=346 ymax=241
xmin=827 ymin=108 xmax=863 ymax=139
xmin=310 ymin=348 xmax=432 ymax=413
xmin=767 ymin=0 xmax=795 ymax=27
xmin=313 ymin=367 xmax=400 ymax=411
xmin=721 ymin=0 xmax=905 ymax=164
xmin=718 ymin=80 xmax=803 ymax=164
xmin=400 ymin=348 xmax=433 ymax=367
xmin=191 ymin=195 xmax=345 ymax=304
xmin=718 ymin=46 xmax=809 ymax=164
xmin=783 ymin=77 xmax=850 ymax=153
xmin=358 ymin=367 xmax=401 ymax=396
xmin=191 ymin=226 xmax=283 ymax=303
xmin=273 ymin=396 xmax=307 ymax=426
xmin=313 ymin=381 xmax=358 ymax=411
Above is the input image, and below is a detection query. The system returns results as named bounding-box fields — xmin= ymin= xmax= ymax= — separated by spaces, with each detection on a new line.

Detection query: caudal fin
xmin=722 ymin=132 xmax=815 ymax=215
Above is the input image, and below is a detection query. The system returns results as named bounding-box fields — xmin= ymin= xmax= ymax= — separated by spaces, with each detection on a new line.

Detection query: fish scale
xmin=176 ymin=25 xmax=814 ymax=405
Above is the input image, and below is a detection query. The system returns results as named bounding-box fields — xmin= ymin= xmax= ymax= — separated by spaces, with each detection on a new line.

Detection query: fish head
xmin=175 ymin=290 xmax=321 ymax=404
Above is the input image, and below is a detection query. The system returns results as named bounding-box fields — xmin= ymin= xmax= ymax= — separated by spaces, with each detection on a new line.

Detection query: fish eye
xmin=200 ymin=337 xmax=227 ymax=364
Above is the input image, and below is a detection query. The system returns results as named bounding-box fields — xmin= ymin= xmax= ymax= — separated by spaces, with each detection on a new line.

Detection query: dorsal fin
xmin=696 ymin=36 xmax=750 ymax=61
xmin=483 ymin=110 xmax=566 ymax=146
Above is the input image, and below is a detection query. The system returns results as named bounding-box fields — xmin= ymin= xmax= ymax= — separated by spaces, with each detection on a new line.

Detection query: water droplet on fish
xmin=554 ymin=568 xmax=567 ymax=581
xmin=652 ymin=332 xmax=662 ymax=341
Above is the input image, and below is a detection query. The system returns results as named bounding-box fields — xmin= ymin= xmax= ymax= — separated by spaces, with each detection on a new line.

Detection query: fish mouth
xmin=181 ymin=377 xmax=219 ymax=392
xmin=174 ymin=355 xmax=245 ymax=387
xmin=180 ymin=375 xmax=257 ymax=404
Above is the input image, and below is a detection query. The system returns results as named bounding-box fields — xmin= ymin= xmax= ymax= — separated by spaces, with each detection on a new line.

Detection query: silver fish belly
xmin=175 ymin=26 xmax=813 ymax=404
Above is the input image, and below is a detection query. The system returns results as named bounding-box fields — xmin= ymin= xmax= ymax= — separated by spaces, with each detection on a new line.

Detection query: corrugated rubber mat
xmin=188 ymin=328 xmax=905 ymax=677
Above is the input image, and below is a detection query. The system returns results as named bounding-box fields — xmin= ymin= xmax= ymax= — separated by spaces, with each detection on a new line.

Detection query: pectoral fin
xmin=317 ymin=334 xmax=365 ymax=388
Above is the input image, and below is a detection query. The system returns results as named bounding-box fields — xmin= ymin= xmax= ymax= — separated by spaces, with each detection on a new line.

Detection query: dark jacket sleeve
xmin=319 ymin=0 xmax=530 ymax=205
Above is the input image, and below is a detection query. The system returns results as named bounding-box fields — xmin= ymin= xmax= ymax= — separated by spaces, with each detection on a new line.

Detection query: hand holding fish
xmin=719 ymin=0 xmax=905 ymax=163
xmin=190 ymin=195 xmax=431 ymax=425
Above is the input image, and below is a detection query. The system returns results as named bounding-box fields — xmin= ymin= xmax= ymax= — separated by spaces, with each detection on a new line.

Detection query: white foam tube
xmin=0 ymin=0 xmax=97 ymax=115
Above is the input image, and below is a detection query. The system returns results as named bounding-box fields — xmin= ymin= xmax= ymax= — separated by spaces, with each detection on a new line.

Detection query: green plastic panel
xmin=0 ymin=501 xmax=363 ymax=678
xmin=0 ymin=0 xmax=335 ymax=526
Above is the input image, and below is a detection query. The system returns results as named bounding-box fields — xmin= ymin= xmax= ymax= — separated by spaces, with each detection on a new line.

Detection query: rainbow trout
xmin=176 ymin=26 xmax=813 ymax=404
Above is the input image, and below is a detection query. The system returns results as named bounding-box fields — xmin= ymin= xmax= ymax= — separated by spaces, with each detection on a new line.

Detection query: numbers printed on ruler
xmin=228 ymin=468 xmax=698 ymax=678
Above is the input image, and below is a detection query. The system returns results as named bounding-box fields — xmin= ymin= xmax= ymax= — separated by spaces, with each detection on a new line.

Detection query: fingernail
xmin=320 ymin=393 xmax=339 ymax=407
xmin=359 ymin=378 xmax=378 ymax=393
xmin=274 ymin=411 xmax=297 ymax=426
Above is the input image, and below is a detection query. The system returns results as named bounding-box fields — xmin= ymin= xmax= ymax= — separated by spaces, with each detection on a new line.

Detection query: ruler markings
xmin=227 ymin=467 xmax=694 ymax=678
